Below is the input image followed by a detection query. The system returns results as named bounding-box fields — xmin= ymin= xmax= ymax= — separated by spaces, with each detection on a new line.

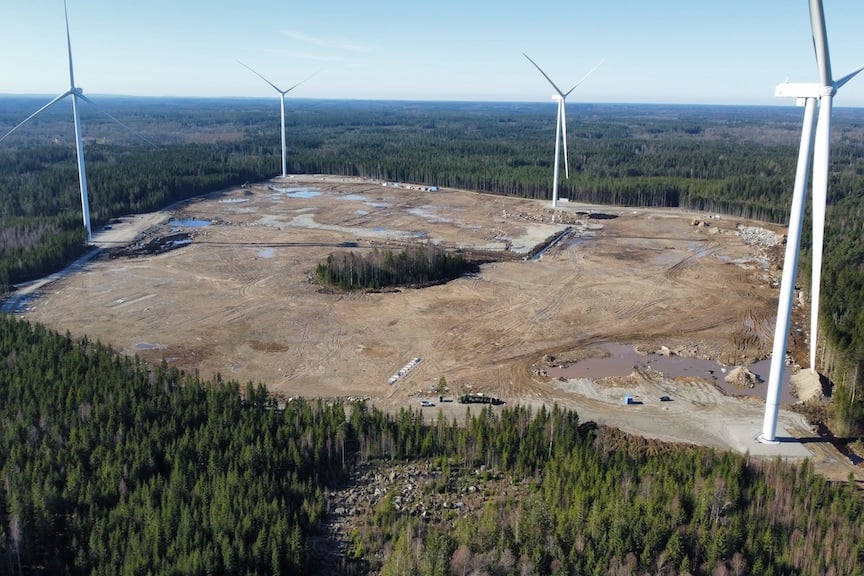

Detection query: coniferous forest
xmin=316 ymin=245 xmax=478 ymax=291
xmin=1 ymin=314 xmax=863 ymax=575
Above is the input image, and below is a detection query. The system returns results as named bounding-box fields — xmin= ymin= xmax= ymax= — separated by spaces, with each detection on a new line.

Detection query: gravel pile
xmin=737 ymin=226 xmax=779 ymax=247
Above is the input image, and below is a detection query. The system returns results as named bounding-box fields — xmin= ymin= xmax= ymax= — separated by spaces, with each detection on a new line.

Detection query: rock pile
xmin=317 ymin=462 xmax=513 ymax=566
xmin=724 ymin=366 xmax=761 ymax=388
xmin=737 ymin=226 xmax=779 ymax=247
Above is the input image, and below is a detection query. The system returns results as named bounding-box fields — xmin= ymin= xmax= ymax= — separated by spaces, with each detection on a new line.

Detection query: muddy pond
xmin=546 ymin=342 xmax=797 ymax=405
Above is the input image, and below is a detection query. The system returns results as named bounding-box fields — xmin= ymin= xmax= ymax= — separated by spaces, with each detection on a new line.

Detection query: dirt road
xmin=15 ymin=175 xmax=860 ymax=480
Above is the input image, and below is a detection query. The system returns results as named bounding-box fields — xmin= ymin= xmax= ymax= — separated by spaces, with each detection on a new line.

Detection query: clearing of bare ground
xmin=16 ymin=174 xmax=860 ymax=480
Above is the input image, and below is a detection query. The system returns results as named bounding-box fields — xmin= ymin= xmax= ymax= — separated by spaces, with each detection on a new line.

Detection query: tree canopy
xmin=1 ymin=314 xmax=863 ymax=574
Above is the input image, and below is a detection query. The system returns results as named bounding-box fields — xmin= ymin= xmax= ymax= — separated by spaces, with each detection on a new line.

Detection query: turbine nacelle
xmin=774 ymin=81 xmax=821 ymax=100
xmin=777 ymin=64 xmax=864 ymax=107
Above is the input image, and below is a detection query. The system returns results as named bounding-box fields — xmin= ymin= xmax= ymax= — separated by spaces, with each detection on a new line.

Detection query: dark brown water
xmin=546 ymin=342 xmax=796 ymax=404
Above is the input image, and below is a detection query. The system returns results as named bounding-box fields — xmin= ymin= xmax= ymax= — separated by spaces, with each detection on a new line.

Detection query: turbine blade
xmin=238 ymin=60 xmax=284 ymax=93
xmin=0 ymin=92 xmax=71 ymax=144
xmin=809 ymin=94 xmax=833 ymax=372
xmin=64 ymin=0 xmax=76 ymax=89
xmin=561 ymin=101 xmax=570 ymax=179
xmin=281 ymin=70 xmax=318 ymax=95
xmin=77 ymin=93 xmax=157 ymax=147
xmin=834 ymin=63 xmax=864 ymax=90
xmin=808 ymin=0 xmax=833 ymax=86
xmin=522 ymin=53 xmax=565 ymax=97
xmin=70 ymin=93 xmax=92 ymax=244
xmin=564 ymin=58 xmax=604 ymax=96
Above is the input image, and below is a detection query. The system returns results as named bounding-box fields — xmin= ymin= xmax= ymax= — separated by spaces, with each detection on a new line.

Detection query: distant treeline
xmin=1 ymin=315 xmax=862 ymax=575
xmin=0 ymin=141 xmax=272 ymax=288
xmin=315 ymin=245 xmax=476 ymax=291
xmin=1 ymin=97 xmax=863 ymax=430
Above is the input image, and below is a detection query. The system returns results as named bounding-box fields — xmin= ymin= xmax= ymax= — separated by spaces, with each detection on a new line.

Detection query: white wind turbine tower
xmin=523 ymin=53 xmax=602 ymax=208
xmin=238 ymin=61 xmax=313 ymax=178
xmin=759 ymin=0 xmax=864 ymax=443
xmin=0 ymin=0 xmax=146 ymax=245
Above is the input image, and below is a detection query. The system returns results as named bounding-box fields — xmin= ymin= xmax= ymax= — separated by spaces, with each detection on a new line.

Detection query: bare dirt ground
xmin=16 ymin=175 xmax=861 ymax=481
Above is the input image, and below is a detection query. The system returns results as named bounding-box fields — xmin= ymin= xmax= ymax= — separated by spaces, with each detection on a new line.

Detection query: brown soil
xmin=19 ymin=175 xmax=861 ymax=481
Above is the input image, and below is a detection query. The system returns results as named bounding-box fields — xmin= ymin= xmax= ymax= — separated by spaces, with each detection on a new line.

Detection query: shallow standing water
xmin=546 ymin=342 xmax=796 ymax=404
xmin=168 ymin=218 xmax=212 ymax=228
xmin=270 ymin=187 xmax=322 ymax=199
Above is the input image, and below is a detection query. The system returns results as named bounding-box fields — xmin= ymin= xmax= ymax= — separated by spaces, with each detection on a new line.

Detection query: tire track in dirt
xmin=532 ymin=271 xmax=575 ymax=323
xmin=284 ymin=302 xmax=343 ymax=385
xmin=480 ymin=270 xmax=577 ymax=361
xmin=663 ymin=243 xmax=720 ymax=282
xmin=239 ymin=273 xmax=276 ymax=299
xmin=732 ymin=308 xmax=774 ymax=358
xmin=610 ymin=295 xmax=668 ymax=326
xmin=427 ymin=269 xmax=537 ymax=361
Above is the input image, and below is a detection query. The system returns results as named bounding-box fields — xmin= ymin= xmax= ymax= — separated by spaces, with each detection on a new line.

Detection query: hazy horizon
xmin=2 ymin=1 xmax=864 ymax=107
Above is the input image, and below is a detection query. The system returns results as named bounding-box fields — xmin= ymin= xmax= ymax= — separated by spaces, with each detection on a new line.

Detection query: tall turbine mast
xmin=759 ymin=0 xmax=864 ymax=443
xmin=1 ymin=0 xmax=151 ymax=245
xmin=65 ymin=0 xmax=92 ymax=244
xmin=238 ymin=61 xmax=312 ymax=178
xmin=523 ymin=53 xmax=602 ymax=208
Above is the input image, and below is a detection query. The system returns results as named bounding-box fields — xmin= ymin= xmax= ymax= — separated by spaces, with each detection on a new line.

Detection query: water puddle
xmin=532 ymin=227 xmax=572 ymax=260
xmin=257 ymin=248 xmax=275 ymax=258
xmin=547 ymin=342 xmax=795 ymax=403
xmin=219 ymin=198 xmax=250 ymax=204
xmin=287 ymin=213 xmax=430 ymax=240
xmin=133 ymin=342 xmax=166 ymax=350
xmin=169 ymin=218 xmax=212 ymax=228
xmin=408 ymin=205 xmax=451 ymax=223
xmin=270 ymin=187 xmax=322 ymax=199
xmin=339 ymin=194 xmax=368 ymax=201
xmin=0 ymin=294 xmax=32 ymax=314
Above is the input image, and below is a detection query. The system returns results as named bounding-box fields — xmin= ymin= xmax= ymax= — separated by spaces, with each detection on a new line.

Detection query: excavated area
xmin=17 ymin=175 xmax=858 ymax=480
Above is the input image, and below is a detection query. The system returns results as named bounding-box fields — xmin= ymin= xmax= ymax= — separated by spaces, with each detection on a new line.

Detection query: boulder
xmin=724 ymin=366 xmax=760 ymax=388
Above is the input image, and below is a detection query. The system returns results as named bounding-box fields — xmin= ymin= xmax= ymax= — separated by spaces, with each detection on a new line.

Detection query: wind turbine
xmin=523 ymin=53 xmax=602 ymax=208
xmin=0 ymin=0 xmax=147 ymax=245
xmin=238 ymin=61 xmax=313 ymax=178
xmin=759 ymin=0 xmax=864 ymax=443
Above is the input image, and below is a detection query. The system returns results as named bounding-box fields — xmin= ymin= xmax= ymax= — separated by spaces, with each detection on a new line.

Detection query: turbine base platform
xmin=754 ymin=432 xmax=780 ymax=445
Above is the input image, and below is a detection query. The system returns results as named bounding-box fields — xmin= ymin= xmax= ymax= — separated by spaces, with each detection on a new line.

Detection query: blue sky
xmin=1 ymin=0 xmax=863 ymax=106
